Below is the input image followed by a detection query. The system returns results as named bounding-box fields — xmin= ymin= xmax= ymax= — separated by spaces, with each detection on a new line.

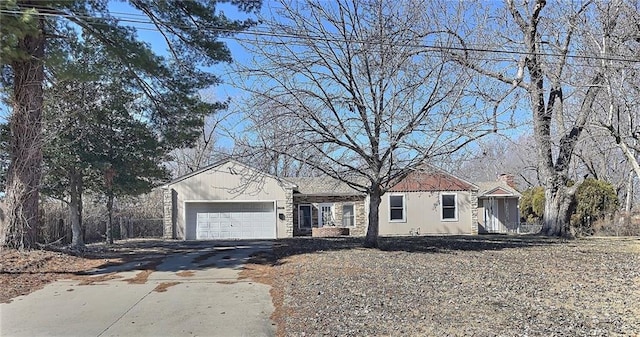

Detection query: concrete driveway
xmin=0 ymin=240 xmax=275 ymax=337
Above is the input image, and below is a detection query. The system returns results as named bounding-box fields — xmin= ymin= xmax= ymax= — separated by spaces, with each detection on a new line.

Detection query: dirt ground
xmin=2 ymin=236 xmax=639 ymax=336
xmin=240 ymin=236 xmax=640 ymax=337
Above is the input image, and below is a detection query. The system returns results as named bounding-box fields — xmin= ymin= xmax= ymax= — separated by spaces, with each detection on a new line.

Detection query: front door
xmin=299 ymin=204 xmax=312 ymax=229
xmin=318 ymin=204 xmax=334 ymax=227
xmin=483 ymin=198 xmax=499 ymax=232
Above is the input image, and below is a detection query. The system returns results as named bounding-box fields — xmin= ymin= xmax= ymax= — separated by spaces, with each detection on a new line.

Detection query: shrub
xmin=520 ymin=180 xmax=619 ymax=236
xmin=519 ymin=187 xmax=545 ymax=223
xmin=573 ymin=179 xmax=618 ymax=235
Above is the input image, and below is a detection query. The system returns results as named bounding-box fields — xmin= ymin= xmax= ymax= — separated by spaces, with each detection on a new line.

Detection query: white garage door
xmin=187 ymin=202 xmax=276 ymax=240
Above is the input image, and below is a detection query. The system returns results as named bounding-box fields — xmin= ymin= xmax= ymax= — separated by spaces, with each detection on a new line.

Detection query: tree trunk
xmin=364 ymin=188 xmax=382 ymax=248
xmin=68 ymin=168 xmax=85 ymax=249
xmin=507 ymin=0 xmax=601 ymax=238
xmin=541 ymin=179 xmax=574 ymax=237
xmin=625 ymin=171 xmax=633 ymax=214
xmin=106 ymin=193 xmax=114 ymax=244
xmin=3 ymin=13 xmax=46 ymax=250
xmin=119 ymin=217 xmax=129 ymax=240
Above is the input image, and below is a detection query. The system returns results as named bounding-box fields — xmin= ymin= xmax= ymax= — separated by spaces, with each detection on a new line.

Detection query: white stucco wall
xmin=378 ymin=190 xmax=474 ymax=235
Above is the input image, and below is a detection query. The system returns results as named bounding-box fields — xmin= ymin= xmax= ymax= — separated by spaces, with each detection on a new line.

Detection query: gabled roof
xmin=476 ymin=181 xmax=522 ymax=197
xmin=286 ymin=176 xmax=366 ymax=196
xmin=389 ymin=168 xmax=478 ymax=192
xmin=162 ymin=159 xmax=297 ymax=188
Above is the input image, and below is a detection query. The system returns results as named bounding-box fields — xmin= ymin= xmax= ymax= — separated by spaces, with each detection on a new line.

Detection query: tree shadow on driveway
xmin=78 ymin=239 xmax=276 ymax=274
xmin=1 ymin=239 xmax=279 ymax=303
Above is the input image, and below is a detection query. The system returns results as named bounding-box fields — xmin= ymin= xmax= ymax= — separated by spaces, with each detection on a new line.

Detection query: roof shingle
xmin=389 ymin=171 xmax=476 ymax=192
xmin=287 ymin=176 xmax=365 ymax=195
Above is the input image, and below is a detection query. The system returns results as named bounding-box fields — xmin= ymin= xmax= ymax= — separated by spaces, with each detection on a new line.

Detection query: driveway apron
xmin=0 ymin=241 xmax=275 ymax=337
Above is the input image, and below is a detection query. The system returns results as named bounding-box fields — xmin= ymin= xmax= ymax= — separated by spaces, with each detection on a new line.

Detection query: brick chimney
xmin=498 ymin=174 xmax=517 ymax=190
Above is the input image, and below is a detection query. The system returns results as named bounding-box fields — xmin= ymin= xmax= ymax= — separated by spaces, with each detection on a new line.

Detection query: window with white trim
xmin=342 ymin=204 xmax=355 ymax=227
xmin=299 ymin=204 xmax=312 ymax=228
xmin=441 ymin=193 xmax=457 ymax=221
xmin=318 ymin=203 xmax=334 ymax=227
xmin=389 ymin=194 xmax=406 ymax=222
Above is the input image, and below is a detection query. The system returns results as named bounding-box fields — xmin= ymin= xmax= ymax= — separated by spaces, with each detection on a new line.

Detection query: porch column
xmin=471 ymin=189 xmax=478 ymax=234
xmin=284 ymin=188 xmax=294 ymax=238
xmin=163 ymin=188 xmax=177 ymax=239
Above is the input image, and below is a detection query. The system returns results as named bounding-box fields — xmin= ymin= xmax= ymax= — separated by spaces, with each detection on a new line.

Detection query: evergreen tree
xmin=89 ymin=80 xmax=170 ymax=245
xmin=1 ymin=0 xmax=260 ymax=249
xmin=43 ymin=36 xmax=175 ymax=247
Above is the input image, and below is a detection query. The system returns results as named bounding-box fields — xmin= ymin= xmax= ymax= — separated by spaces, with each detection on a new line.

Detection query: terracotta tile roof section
xmin=389 ymin=170 xmax=477 ymax=192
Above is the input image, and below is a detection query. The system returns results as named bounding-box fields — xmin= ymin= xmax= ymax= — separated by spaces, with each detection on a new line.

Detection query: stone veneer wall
xmin=470 ymin=189 xmax=478 ymax=235
xmin=312 ymin=227 xmax=350 ymax=237
xmin=163 ymin=188 xmax=177 ymax=239
xmin=283 ymin=188 xmax=294 ymax=238
xmin=293 ymin=195 xmax=367 ymax=237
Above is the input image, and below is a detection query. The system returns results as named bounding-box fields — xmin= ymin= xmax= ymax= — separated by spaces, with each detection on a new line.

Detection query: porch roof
xmin=477 ymin=181 xmax=522 ymax=198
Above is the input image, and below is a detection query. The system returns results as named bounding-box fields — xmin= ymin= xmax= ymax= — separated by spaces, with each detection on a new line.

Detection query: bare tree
xmin=234 ymin=0 xmax=501 ymax=247
xmin=233 ymin=100 xmax=323 ymax=177
xmin=586 ymin=1 xmax=640 ymax=203
xmin=446 ymin=0 xmax=611 ymax=237
xmin=166 ymin=110 xmax=232 ymax=177
xmin=455 ymin=134 xmax=540 ymax=189
xmin=573 ymin=128 xmax=631 ymax=196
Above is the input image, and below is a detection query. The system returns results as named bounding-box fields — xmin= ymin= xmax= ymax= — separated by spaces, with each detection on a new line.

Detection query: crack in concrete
xmin=96 ymin=287 xmax=154 ymax=337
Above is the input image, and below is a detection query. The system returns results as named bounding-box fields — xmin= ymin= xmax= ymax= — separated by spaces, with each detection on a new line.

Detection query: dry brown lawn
xmin=2 ymin=236 xmax=638 ymax=336
xmin=241 ymin=236 xmax=640 ymax=337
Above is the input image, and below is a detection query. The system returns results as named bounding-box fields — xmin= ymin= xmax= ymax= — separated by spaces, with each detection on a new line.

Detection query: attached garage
xmin=162 ymin=159 xmax=295 ymax=240
xmin=186 ymin=201 xmax=276 ymax=240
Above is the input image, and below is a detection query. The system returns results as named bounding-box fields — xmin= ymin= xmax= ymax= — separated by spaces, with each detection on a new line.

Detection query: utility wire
xmin=1 ymin=8 xmax=639 ymax=64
